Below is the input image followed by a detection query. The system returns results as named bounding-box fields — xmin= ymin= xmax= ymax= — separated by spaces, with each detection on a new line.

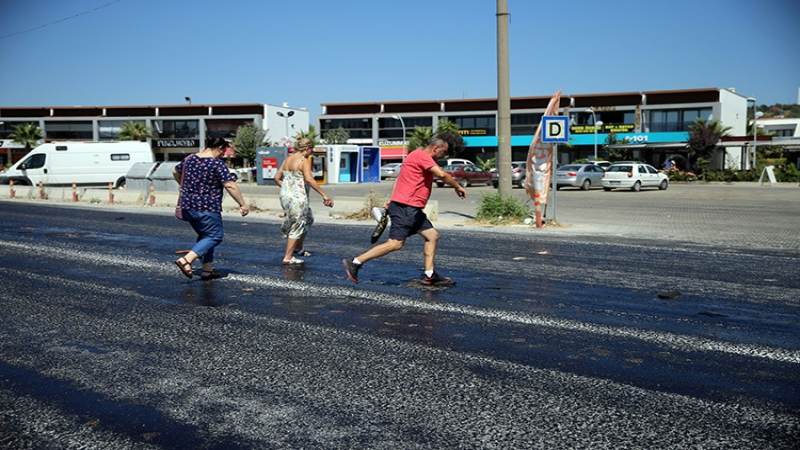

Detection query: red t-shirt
xmin=390 ymin=149 xmax=436 ymax=208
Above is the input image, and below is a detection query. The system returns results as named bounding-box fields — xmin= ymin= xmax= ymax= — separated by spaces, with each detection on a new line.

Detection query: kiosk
xmin=256 ymin=146 xmax=288 ymax=186
xmin=358 ymin=146 xmax=381 ymax=183
xmin=312 ymin=146 xmax=329 ymax=185
xmin=325 ymin=145 xmax=360 ymax=184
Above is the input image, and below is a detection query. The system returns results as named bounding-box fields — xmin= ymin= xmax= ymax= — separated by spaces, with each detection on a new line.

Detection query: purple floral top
xmin=175 ymin=155 xmax=237 ymax=212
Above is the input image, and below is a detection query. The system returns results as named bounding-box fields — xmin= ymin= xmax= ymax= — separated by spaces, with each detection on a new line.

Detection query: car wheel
xmin=492 ymin=181 xmax=498 ymax=188
xmin=603 ymin=187 xmax=612 ymax=191
xmin=631 ymin=181 xmax=641 ymax=192
xmin=436 ymin=182 xmax=444 ymax=188
xmin=116 ymin=177 xmax=126 ymax=189
xmin=659 ymin=179 xmax=668 ymax=190
xmin=581 ymin=179 xmax=591 ymax=191
xmin=458 ymin=179 xmax=468 ymax=188
xmin=555 ymin=185 xmax=561 ymax=191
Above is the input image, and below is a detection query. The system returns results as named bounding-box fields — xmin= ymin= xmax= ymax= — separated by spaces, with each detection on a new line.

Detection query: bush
xmin=667 ymin=171 xmax=697 ymax=182
xmin=476 ymin=193 xmax=528 ymax=224
xmin=345 ymin=190 xmax=387 ymax=220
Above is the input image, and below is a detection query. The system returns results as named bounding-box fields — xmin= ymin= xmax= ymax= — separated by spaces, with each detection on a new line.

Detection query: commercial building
xmin=0 ymin=102 xmax=309 ymax=165
xmin=319 ymin=87 xmax=749 ymax=169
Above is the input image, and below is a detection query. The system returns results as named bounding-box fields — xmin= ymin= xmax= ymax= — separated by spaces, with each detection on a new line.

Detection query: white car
xmin=380 ymin=163 xmax=402 ymax=179
xmin=602 ymin=163 xmax=669 ymax=192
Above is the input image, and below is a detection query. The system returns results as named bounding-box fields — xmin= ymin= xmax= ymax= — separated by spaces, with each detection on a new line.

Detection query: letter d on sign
xmin=549 ymin=122 xmax=562 ymax=138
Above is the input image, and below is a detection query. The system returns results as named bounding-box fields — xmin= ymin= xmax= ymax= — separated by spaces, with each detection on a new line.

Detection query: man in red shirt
xmin=342 ymin=137 xmax=466 ymax=286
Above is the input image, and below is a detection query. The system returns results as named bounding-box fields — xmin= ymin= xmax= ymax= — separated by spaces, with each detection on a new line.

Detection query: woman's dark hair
xmin=205 ymin=137 xmax=228 ymax=149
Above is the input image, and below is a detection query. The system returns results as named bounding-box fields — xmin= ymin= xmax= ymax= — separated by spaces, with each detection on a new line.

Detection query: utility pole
xmin=496 ymin=0 xmax=512 ymax=197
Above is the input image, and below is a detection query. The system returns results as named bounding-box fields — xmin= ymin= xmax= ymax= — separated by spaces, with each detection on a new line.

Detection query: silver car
xmin=491 ymin=161 xmax=527 ymax=187
xmin=556 ymin=164 xmax=605 ymax=190
xmin=380 ymin=163 xmax=402 ymax=179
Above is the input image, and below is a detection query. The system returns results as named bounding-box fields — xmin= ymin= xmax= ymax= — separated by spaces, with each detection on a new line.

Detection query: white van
xmin=0 ymin=141 xmax=154 ymax=187
xmin=437 ymin=158 xmax=475 ymax=167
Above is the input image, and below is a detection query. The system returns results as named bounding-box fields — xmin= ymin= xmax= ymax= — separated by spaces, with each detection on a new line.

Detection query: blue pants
xmin=183 ymin=210 xmax=224 ymax=264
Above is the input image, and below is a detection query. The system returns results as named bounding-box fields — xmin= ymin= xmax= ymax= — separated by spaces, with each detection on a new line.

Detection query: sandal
xmin=174 ymin=257 xmax=193 ymax=279
xmin=282 ymin=257 xmax=304 ymax=265
xmin=293 ymin=249 xmax=312 ymax=257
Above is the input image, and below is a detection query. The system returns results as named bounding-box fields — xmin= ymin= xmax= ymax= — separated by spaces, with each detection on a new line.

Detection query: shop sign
xmin=457 ymin=129 xmax=490 ymax=136
xmin=571 ymin=123 xmax=636 ymax=134
xmin=623 ymin=134 xmax=649 ymax=144
xmin=155 ymin=138 xmax=199 ymax=148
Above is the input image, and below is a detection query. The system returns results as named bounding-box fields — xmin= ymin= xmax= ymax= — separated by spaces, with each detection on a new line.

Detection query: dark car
xmin=435 ymin=164 xmax=493 ymax=187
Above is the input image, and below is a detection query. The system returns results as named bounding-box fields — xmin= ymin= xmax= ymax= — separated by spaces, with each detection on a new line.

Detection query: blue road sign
xmin=541 ymin=116 xmax=570 ymax=143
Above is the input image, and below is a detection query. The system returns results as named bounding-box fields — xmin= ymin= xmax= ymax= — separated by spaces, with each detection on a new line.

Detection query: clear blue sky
xmin=1 ymin=0 xmax=798 ymax=119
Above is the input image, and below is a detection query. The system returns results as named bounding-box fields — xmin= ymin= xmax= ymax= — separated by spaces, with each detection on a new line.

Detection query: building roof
xmin=0 ymin=102 xmax=307 ymax=119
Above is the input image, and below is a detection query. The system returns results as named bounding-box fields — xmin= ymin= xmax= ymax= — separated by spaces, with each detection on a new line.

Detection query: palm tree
xmin=688 ymin=119 xmax=731 ymax=170
xmin=9 ymin=123 xmax=43 ymax=164
xmin=118 ymin=122 xmax=152 ymax=141
xmin=406 ymin=126 xmax=433 ymax=151
xmin=294 ymin=125 xmax=320 ymax=147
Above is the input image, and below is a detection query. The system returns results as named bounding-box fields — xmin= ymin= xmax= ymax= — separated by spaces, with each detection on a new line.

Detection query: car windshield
xmin=607 ymin=165 xmax=633 ymax=172
xmin=558 ymin=165 xmax=583 ymax=171
xmin=444 ymin=165 xmax=463 ymax=171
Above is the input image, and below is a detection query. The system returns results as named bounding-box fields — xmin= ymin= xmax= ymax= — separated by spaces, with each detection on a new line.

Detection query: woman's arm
xmin=302 ymin=156 xmax=333 ymax=206
xmin=274 ymin=159 xmax=286 ymax=187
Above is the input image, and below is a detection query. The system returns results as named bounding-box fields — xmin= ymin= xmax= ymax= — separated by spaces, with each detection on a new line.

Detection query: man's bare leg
xmin=419 ymin=228 xmax=439 ymax=272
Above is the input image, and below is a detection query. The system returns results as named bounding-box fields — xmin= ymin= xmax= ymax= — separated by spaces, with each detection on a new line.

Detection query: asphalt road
xmin=1 ymin=201 xmax=799 ymax=449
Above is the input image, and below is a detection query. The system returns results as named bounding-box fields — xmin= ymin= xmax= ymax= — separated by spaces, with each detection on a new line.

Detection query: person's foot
xmin=174 ymin=257 xmax=193 ymax=279
xmin=282 ymin=257 xmax=304 ymax=265
xmin=421 ymin=271 xmax=454 ymax=286
xmin=293 ymin=248 xmax=312 ymax=257
xmin=342 ymin=259 xmax=361 ymax=283
xmin=200 ymin=270 xmax=224 ymax=281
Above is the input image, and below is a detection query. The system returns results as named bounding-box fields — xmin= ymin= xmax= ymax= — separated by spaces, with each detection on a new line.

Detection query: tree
xmin=232 ymin=124 xmax=266 ymax=166
xmin=118 ymin=122 xmax=152 ymax=141
xmin=323 ymin=127 xmax=350 ymax=144
xmin=434 ymin=119 xmax=466 ymax=157
xmin=603 ymin=131 xmax=632 ymax=161
xmin=406 ymin=126 xmax=433 ymax=151
xmin=687 ymin=119 xmax=731 ymax=170
xmin=10 ymin=123 xmax=43 ymax=152
xmin=476 ymin=155 xmax=496 ymax=171
xmin=294 ymin=125 xmax=320 ymax=148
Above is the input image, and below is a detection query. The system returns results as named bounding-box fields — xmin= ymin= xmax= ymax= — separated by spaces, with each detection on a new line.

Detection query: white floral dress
xmin=280 ymin=171 xmax=314 ymax=239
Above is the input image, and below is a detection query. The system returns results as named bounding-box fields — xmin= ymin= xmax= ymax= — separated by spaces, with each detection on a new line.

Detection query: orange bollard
xmin=147 ymin=183 xmax=156 ymax=206
xmin=9 ymin=179 xmax=15 ymax=199
xmin=107 ymin=182 xmax=114 ymax=204
xmin=71 ymin=183 xmax=79 ymax=202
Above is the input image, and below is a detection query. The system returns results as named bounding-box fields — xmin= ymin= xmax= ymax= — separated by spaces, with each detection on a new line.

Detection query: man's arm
xmin=428 ymin=165 xmax=466 ymax=198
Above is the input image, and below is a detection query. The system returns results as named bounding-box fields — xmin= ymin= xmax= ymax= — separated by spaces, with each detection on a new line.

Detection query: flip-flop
xmin=370 ymin=213 xmax=389 ymax=244
xmin=293 ymin=249 xmax=312 ymax=257
xmin=174 ymin=257 xmax=193 ymax=279
xmin=282 ymin=257 xmax=304 ymax=265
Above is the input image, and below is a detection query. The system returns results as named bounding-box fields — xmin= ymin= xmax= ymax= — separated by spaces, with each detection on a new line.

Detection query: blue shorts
xmin=387 ymin=201 xmax=433 ymax=241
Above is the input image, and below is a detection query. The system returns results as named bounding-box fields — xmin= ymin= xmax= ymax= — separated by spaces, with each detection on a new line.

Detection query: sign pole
xmin=551 ymin=144 xmax=557 ymax=224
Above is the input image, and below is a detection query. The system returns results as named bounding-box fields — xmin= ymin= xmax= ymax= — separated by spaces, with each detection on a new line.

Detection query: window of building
xmin=511 ymin=113 xmax=542 ymax=135
xmin=0 ymin=121 xmax=38 ymax=139
xmin=206 ymin=118 xmax=255 ymax=139
xmin=154 ymin=120 xmax=199 ymax=139
xmin=44 ymin=121 xmax=93 ymax=140
xmin=320 ymin=118 xmax=372 ymax=139
xmin=649 ymin=108 xmax=712 ymax=132
xmin=448 ymin=115 xmax=495 ymax=136
xmin=99 ymin=120 xmax=146 ymax=140
xmin=378 ymin=116 xmax=433 ymax=139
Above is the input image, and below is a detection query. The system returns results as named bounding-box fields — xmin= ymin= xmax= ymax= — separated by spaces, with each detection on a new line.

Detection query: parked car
xmin=602 ymin=163 xmax=669 ymax=192
xmin=437 ymin=158 xmax=475 ymax=167
xmin=435 ymin=164 xmax=493 ymax=187
xmin=591 ymin=160 xmax=612 ymax=171
xmin=553 ymin=164 xmax=604 ymax=190
xmin=490 ymin=161 xmax=527 ymax=187
xmin=380 ymin=162 xmax=403 ymax=179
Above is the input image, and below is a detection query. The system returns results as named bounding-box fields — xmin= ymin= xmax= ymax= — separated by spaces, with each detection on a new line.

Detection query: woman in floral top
xmin=274 ymin=138 xmax=333 ymax=265
xmin=173 ymin=137 xmax=249 ymax=280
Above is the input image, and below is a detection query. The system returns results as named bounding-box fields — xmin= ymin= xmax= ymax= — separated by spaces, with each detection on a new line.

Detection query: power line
xmin=0 ymin=0 xmax=122 ymax=41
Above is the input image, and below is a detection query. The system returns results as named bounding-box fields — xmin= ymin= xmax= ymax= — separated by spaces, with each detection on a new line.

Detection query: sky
xmin=0 ymin=0 xmax=798 ymax=120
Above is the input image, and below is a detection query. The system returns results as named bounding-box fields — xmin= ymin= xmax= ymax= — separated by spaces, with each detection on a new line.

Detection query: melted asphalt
xmin=0 ymin=201 xmax=798 ymax=449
